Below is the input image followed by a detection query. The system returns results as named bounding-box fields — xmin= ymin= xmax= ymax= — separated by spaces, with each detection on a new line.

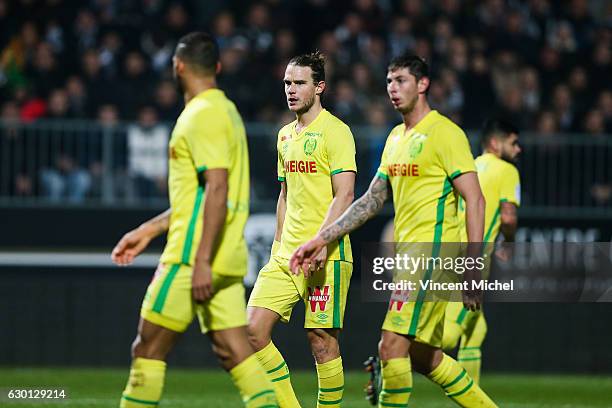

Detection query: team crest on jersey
xmin=408 ymin=132 xmax=427 ymax=160
xmin=307 ymin=285 xmax=330 ymax=312
xmin=304 ymin=138 xmax=317 ymax=156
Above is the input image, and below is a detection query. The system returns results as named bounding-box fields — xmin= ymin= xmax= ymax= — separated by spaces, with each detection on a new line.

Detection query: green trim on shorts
xmin=456 ymin=307 xmax=468 ymax=324
xmin=152 ymin=263 xmax=181 ymax=313
xmin=408 ymin=175 xmax=453 ymax=336
xmin=181 ymin=185 xmax=205 ymax=263
xmin=338 ymin=238 xmax=345 ymax=261
xmin=379 ymin=402 xmax=408 ymax=407
xmin=333 ymin=260 xmax=341 ymax=328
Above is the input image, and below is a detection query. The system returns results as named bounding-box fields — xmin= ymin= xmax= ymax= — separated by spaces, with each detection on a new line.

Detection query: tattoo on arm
xmin=320 ymin=176 xmax=389 ymax=243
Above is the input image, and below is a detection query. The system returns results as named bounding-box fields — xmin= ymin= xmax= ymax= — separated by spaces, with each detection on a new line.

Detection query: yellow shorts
xmin=444 ymin=302 xmax=487 ymax=349
xmin=141 ymin=263 xmax=247 ymax=333
xmin=248 ymin=256 xmax=353 ymax=329
xmin=382 ymin=296 xmax=447 ymax=348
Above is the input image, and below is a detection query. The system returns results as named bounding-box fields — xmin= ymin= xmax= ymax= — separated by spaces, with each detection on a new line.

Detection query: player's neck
xmin=183 ymin=76 xmax=218 ymax=104
xmin=483 ymin=148 xmax=501 ymax=158
xmin=295 ymin=103 xmax=323 ymax=132
xmin=402 ymin=100 xmax=431 ymax=130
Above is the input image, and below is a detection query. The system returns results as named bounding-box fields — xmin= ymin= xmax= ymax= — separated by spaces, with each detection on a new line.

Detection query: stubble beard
xmin=294 ymin=93 xmax=316 ymax=115
xmin=397 ymin=93 xmax=419 ymax=115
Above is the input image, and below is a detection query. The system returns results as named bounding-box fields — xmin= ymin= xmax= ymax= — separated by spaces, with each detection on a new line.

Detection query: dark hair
xmin=481 ymin=118 xmax=519 ymax=148
xmin=288 ymin=51 xmax=325 ymax=83
xmin=388 ymin=53 xmax=429 ymax=82
xmin=175 ymin=32 xmax=219 ymax=74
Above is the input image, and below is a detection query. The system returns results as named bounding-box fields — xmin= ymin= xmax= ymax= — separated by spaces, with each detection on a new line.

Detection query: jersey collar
xmin=292 ymin=108 xmax=327 ymax=139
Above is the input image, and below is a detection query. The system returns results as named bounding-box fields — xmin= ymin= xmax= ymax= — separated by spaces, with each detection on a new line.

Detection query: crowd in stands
xmin=0 ymin=0 xmax=611 ymax=203
xmin=1 ymin=0 xmax=611 ymax=132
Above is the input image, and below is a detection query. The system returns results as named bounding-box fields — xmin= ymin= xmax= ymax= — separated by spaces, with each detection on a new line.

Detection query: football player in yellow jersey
xmin=247 ymin=52 xmax=356 ymax=408
xmin=443 ymin=119 xmax=521 ymax=384
xmin=110 ymin=32 xmax=277 ymax=408
xmin=291 ymin=53 xmax=498 ymax=407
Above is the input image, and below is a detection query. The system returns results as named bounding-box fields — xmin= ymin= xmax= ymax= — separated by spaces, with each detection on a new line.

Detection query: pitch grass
xmin=0 ymin=368 xmax=611 ymax=407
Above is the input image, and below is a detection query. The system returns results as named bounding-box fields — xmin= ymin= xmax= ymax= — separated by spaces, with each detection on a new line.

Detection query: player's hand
xmin=312 ymin=245 xmax=328 ymax=274
xmin=111 ymin=226 xmax=153 ymax=266
xmin=192 ymin=259 xmax=214 ymax=302
xmin=290 ymin=235 xmax=327 ymax=277
xmin=494 ymin=242 xmax=513 ymax=262
xmin=462 ymin=265 xmax=482 ymax=311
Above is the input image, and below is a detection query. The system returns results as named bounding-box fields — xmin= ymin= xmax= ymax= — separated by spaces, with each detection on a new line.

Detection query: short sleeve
xmin=436 ymin=125 xmax=475 ymax=179
xmin=277 ymin=151 xmax=285 ymax=182
xmin=326 ymin=124 xmax=357 ymax=175
xmin=277 ymin=130 xmax=286 ymax=181
xmin=187 ymin=108 xmax=230 ymax=172
xmin=500 ymin=165 xmax=521 ymax=206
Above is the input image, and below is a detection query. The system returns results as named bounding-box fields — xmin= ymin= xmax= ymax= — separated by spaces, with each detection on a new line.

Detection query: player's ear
xmin=215 ymin=61 xmax=222 ymax=74
xmin=417 ymin=77 xmax=430 ymax=95
xmin=315 ymin=80 xmax=326 ymax=96
xmin=173 ymin=56 xmax=185 ymax=74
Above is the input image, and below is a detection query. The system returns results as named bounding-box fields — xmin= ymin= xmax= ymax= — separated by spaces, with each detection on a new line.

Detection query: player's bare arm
xmin=192 ymin=168 xmax=228 ymax=302
xmin=111 ymin=208 xmax=172 ymax=265
xmin=274 ymin=181 xmax=287 ymax=242
xmin=290 ymin=174 xmax=389 ymax=274
xmin=500 ymin=201 xmax=517 ymax=242
xmin=308 ymin=171 xmax=356 ymax=273
xmin=452 ymin=171 xmax=485 ymax=311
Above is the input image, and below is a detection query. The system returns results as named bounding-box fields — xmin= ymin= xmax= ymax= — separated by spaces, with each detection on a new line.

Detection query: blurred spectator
xmin=118 ymin=51 xmax=152 ymax=119
xmin=550 ymin=84 xmax=576 ymax=131
xmin=72 ymin=9 xmax=98 ymax=52
xmin=99 ymin=31 xmax=123 ymax=78
xmin=583 ymin=109 xmax=606 ymax=135
xmin=596 ymin=91 xmax=612 ymax=133
xmin=45 ymin=88 xmax=70 ymax=119
xmin=65 ymin=75 xmax=88 ymax=118
xmin=154 ymin=80 xmax=181 ymax=122
xmin=27 ymin=42 xmax=64 ymax=98
xmin=536 ymin=110 xmax=559 ymax=136
xmin=521 ymin=67 xmax=541 ymax=114
xmin=127 ymin=106 xmax=168 ymax=200
xmin=388 ymin=16 xmax=414 ymax=57
xmin=331 ymin=79 xmax=364 ymax=125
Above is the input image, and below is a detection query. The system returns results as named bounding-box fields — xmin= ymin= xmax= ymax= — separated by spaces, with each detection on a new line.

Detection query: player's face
xmin=500 ymin=133 xmax=521 ymax=162
xmin=387 ymin=67 xmax=422 ymax=114
xmin=284 ymin=64 xmax=320 ymax=114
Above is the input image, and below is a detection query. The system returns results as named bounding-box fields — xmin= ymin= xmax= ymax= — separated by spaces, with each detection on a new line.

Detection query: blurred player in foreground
xmin=111 ymin=32 xmax=277 ymax=408
xmin=443 ymin=119 xmax=521 ymax=383
xmin=247 ymin=52 xmax=357 ymax=407
xmin=290 ymin=53 xmax=498 ymax=407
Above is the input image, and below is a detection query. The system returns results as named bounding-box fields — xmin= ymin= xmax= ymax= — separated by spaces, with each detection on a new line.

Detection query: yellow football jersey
xmin=160 ymin=89 xmax=249 ymax=277
xmin=377 ymin=110 xmax=475 ymax=243
xmin=458 ymin=153 xmax=521 ymax=243
xmin=276 ymin=109 xmax=357 ymax=261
